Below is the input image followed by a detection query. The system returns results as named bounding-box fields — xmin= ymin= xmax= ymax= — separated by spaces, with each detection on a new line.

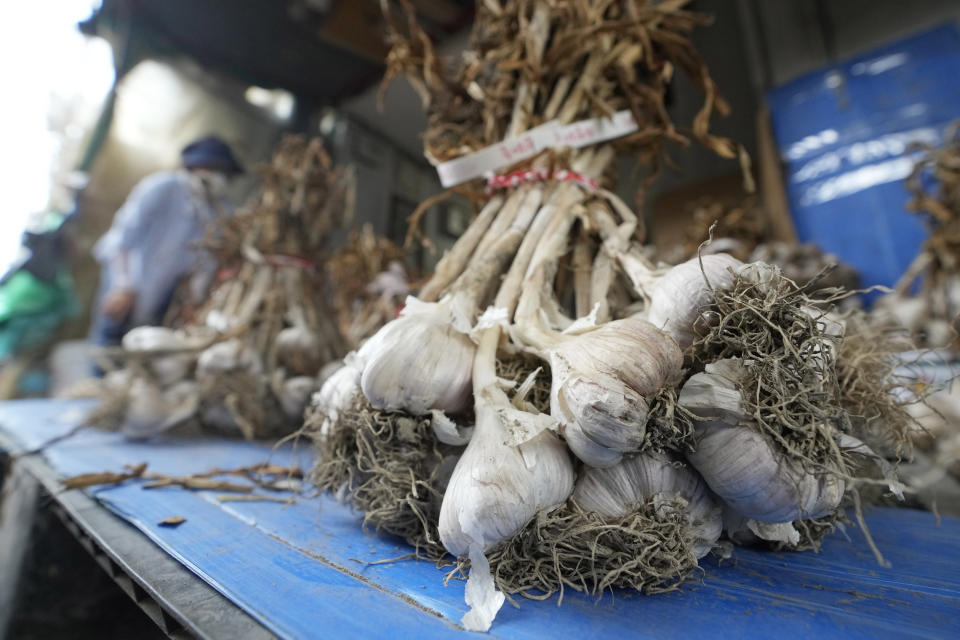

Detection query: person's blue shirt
xmin=92 ymin=170 xmax=230 ymax=329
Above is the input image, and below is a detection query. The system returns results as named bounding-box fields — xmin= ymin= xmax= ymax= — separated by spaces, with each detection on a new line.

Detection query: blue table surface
xmin=1 ymin=398 xmax=957 ymax=639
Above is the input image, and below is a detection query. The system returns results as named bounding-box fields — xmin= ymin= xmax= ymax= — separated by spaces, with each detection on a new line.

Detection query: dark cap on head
xmin=181 ymin=136 xmax=243 ymax=174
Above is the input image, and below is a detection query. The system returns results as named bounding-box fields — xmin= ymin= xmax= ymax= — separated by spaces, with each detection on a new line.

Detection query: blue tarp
xmin=768 ymin=24 xmax=960 ymax=298
xmin=1 ymin=398 xmax=958 ymax=639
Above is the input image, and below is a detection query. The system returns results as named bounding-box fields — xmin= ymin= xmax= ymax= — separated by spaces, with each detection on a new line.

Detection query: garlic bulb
xmin=274 ymin=325 xmax=322 ymax=376
xmin=280 ymin=376 xmax=316 ymax=420
xmin=360 ymin=297 xmax=475 ymax=414
xmin=646 ymin=254 xmax=742 ymax=350
xmin=196 ymin=339 xmax=263 ymax=379
xmin=122 ymin=326 xmax=203 ymax=386
xmin=573 ymin=452 xmax=722 ymax=557
xmin=312 ymin=360 xmax=361 ymax=438
xmin=679 ymin=358 xmax=844 ymax=522
xmin=122 ymin=378 xmax=198 ymax=440
xmin=548 ymin=316 xmax=682 ymax=467
xmin=439 ymin=390 xmax=574 ymax=556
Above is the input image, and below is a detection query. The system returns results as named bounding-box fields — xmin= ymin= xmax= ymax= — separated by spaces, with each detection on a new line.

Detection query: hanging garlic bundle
xmin=305 ymin=0 xmax=854 ymax=632
xmin=881 ymin=119 xmax=960 ymax=350
xmin=91 ymin=136 xmax=354 ymax=440
xmin=327 ymin=224 xmax=410 ymax=349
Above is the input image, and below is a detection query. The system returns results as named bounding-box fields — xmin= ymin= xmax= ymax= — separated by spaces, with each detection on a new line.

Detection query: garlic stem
xmin=468 ymin=187 xmax=528 ymax=269
xmin=419 ymin=194 xmax=504 ymax=302
xmin=573 ymin=231 xmax=594 ymax=318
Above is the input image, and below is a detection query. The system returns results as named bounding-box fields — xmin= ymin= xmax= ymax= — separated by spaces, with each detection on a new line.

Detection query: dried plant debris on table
xmin=91 ymin=136 xmax=354 ymax=441
xmin=61 ymin=462 xmax=303 ymax=494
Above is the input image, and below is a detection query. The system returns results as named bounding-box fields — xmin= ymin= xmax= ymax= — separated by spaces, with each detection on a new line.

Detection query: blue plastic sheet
xmin=2 ymin=399 xmax=958 ymax=639
xmin=767 ymin=24 xmax=960 ymax=297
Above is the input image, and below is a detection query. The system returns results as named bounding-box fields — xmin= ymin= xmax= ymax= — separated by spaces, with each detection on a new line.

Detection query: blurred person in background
xmin=90 ymin=136 xmax=242 ymax=351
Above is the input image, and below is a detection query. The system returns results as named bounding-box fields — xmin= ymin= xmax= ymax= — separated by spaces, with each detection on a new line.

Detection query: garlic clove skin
xmin=646 ymin=254 xmax=742 ymax=350
xmin=149 ymin=354 xmax=195 ymax=387
xmin=360 ymin=303 xmax=475 ymax=414
xmin=311 ymin=361 xmax=361 ymax=438
xmin=550 ymin=316 xmax=682 ymax=467
xmin=560 ymin=375 xmax=649 ymax=450
xmin=561 ymin=420 xmax=624 ymax=467
xmin=573 ymin=452 xmax=722 ymax=558
xmin=679 ymin=359 xmax=845 ymax=523
xmin=438 ymin=397 xmax=574 ymax=556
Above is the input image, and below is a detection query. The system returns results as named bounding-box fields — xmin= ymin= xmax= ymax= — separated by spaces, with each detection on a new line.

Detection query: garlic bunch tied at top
xmin=360 ymin=182 xmax=548 ymax=416
xmin=678 ymin=358 xmax=845 ymax=523
xmin=573 ymin=452 xmax=722 ymax=558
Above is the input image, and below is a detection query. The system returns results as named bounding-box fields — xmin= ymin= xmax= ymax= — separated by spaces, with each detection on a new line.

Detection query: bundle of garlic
xmin=307 ymin=1 xmax=914 ymax=631
xmin=876 ymin=119 xmax=960 ymax=350
xmin=327 ymin=224 xmax=409 ymax=349
xmin=91 ymin=136 xmax=353 ymax=440
xmin=677 ymin=262 xmax=914 ymax=556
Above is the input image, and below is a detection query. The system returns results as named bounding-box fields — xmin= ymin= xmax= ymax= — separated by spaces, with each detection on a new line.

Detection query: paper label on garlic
xmin=434 ymin=111 xmax=641 ymax=187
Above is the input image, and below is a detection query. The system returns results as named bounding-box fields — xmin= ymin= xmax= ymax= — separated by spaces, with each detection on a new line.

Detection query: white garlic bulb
xmin=280 ymin=376 xmax=316 ymax=420
xmin=311 ymin=360 xmax=362 ymax=438
xmin=122 ymin=326 xmax=203 ymax=386
xmin=360 ymin=297 xmax=475 ymax=414
xmin=438 ymin=392 xmax=574 ymax=556
xmin=196 ymin=339 xmax=263 ymax=379
xmin=122 ymin=378 xmax=198 ymax=440
xmin=549 ymin=316 xmax=682 ymax=467
xmin=274 ymin=325 xmax=322 ymax=376
xmin=573 ymin=452 xmax=722 ymax=557
xmin=646 ymin=254 xmax=742 ymax=350
xmin=679 ymin=358 xmax=844 ymax=523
